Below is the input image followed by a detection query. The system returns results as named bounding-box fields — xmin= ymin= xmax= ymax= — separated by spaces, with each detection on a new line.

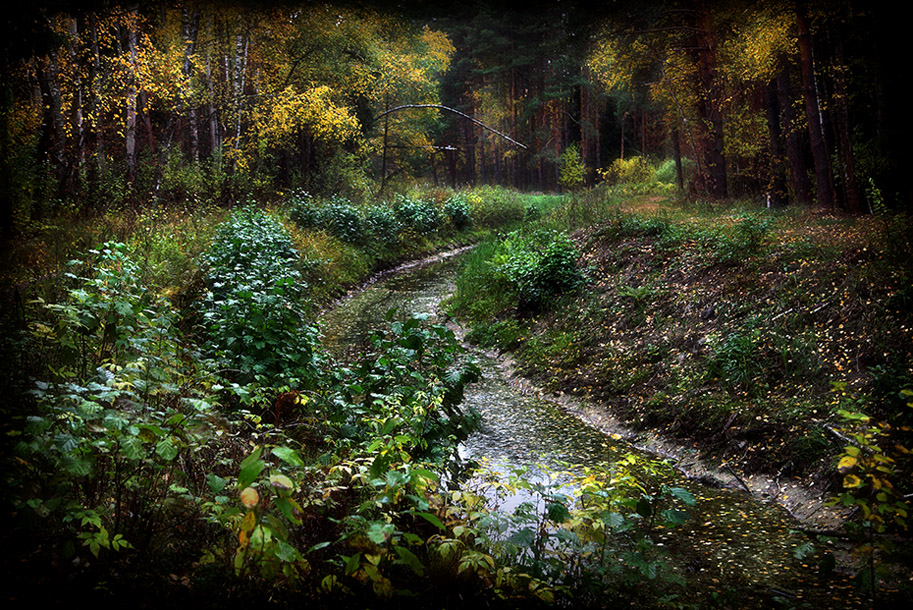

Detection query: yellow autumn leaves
xmin=254 ymin=86 xmax=360 ymax=148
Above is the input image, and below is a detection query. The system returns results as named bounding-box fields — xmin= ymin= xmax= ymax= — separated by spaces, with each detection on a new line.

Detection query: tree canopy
xmin=1 ymin=0 xmax=909 ymax=237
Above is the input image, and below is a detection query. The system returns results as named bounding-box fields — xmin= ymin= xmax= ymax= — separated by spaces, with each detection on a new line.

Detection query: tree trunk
xmin=36 ymin=55 xmax=67 ymax=209
xmin=764 ymin=79 xmax=789 ymax=207
xmin=0 ymin=79 xmax=13 ymax=236
xmin=183 ymin=8 xmax=201 ymax=165
xmin=691 ymin=0 xmax=727 ymax=199
xmin=125 ymin=10 xmax=138 ymax=191
xmin=231 ymin=31 xmax=249 ymax=172
xmin=204 ymin=21 xmax=221 ymax=166
xmin=831 ymin=33 xmax=860 ymax=213
xmin=776 ymin=68 xmax=813 ymax=205
xmin=796 ymin=4 xmax=836 ymax=208
xmin=66 ymin=19 xmax=85 ymax=196
xmin=380 ymin=97 xmax=389 ymax=194
xmin=671 ymin=125 xmax=684 ymax=192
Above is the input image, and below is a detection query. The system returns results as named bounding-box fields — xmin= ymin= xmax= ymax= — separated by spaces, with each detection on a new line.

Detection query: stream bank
xmin=320 ymin=249 xmax=869 ymax=607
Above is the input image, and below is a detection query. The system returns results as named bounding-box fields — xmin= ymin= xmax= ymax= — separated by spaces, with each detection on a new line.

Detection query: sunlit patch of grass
xmin=284 ymin=224 xmax=374 ymax=303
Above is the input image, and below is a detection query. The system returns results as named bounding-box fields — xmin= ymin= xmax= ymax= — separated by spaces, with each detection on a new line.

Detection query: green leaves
xmin=238 ymin=446 xmax=266 ymax=489
xmin=200 ymin=209 xmax=320 ymax=388
xmin=271 ymin=445 xmax=305 ymax=468
xmin=490 ymin=229 xmax=583 ymax=310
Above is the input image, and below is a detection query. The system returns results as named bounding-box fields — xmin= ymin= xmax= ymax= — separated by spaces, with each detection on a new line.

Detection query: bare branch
xmin=374 ymin=104 xmax=528 ymax=150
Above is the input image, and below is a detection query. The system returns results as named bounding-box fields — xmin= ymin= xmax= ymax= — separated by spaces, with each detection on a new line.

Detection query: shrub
xmin=599 ymin=157 xmax=654 ymax=185
xmin=199 ymin=208 xmax=319 ymax=388
xmin=363 ymin=204 xmax=401 ymax=243
xmin=443 ymin=195 xmax=473 ymax=231
xmin=559 ymin=143 xmax=586 ymax=191
xmin=466 ymin=186 xmax=527 ymax=228
xmin=716 ymin=212 xmax=774 ymax=263
xmin=524 ymin=202 xmax=543 ymax=222
xmin=707 ymin=327 xmax=764 ymax=392
xmin=11 ymin=242 xmax=219 ymax=567
xmin=395 ymin=196 xmax=442 ymax=236
xmin=321 ymin=197 xmax=363 ymax=243
xmin=287 ymin=189 xmax=322 ymax=228
xmin=493 ymin=229 xmax=584 ymax=310
xmin=652 ymin=158 xmax=693 ymax=185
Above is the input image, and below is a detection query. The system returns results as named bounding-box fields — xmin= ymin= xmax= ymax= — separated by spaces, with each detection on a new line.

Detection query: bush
xmin=363 ymin=204 xmax=401 ymax=243
xmin=200 ymin=208 xmax=319 ymax=388
xmin=707 ymin=327 xmax=764 ymax=392
xmin=11 ymin=242 xmax=219 ymax=568
xmin=287 ymin=189 xmax=322 ymax=228
xmin=599 ymin=157 xmax=654 ymax=185
xmin=395 ymin=196 xmax=442 ymax=236
xmin=321 ymin=197 xmax=363 ymax=243
xmin=559 ymin=143 xmax=586 ymax=191
xmin=716 ymin=212 xmax=774 ymax=263
xmin=443 ymin=194 xmax=473 ymax=231
xmin=493 ymin=229 xmax=584 ymax=310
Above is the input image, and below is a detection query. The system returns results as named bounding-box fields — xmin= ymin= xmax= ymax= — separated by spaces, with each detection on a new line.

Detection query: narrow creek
xmin=319 ymin=253 xmax=863 ymax=607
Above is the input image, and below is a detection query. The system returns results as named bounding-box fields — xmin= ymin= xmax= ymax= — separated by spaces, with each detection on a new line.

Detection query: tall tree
xmin=795 ymin=2 xmax=836 ymax=209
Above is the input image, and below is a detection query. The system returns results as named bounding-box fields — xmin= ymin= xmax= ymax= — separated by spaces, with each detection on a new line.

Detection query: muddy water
xmin=319 ymin=255 xmax=862 ymax=607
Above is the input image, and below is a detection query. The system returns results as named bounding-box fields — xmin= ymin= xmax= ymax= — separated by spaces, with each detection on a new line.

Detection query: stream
xmin=319 ymin=253 xmax=862 ymax=607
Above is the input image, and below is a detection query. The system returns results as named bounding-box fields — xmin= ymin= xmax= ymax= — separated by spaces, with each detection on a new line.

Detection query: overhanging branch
xmin=374 ymin=104 xmax=528 ymax=150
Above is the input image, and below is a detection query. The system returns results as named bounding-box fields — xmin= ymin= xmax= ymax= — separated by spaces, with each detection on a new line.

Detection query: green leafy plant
xmin=199 ymin=208 xmax=320 ymax=390
xmin=287 ymin=189 xmax=323 ymax=228
xmin=443 ymin=194 xmax=473 ymax=231
xmin=395 ymin=196 xmax=442 ymax=236
xmin=716 ymin=212 xmax=774 ymax=264
xmin=491 ymin=229 xmax=584 ymax=310
xmin=320 ymin=197 xmax=364 ymax=243
xmin=598 ymin=156 xmax=654 ymax=185
xmin=12 ymin=242 xmax=219 ymax=567
xmin=461 ymin=455 xmax=696 ymax=606
xmin=826 ymin=384 xmax=912 ymax=603
xmin=559 ymin=144 xmax=586 ymax=191
xmin=363 ymin=205 xmax=402 ymax=244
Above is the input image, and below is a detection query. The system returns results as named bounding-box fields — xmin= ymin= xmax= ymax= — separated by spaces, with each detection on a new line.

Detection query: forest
xmin=1 ymin=0 xmax=911 ymax=608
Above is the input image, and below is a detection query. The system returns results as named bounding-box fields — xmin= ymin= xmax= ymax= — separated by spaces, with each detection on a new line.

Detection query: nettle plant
xmin=394 ymin=195 xmax=443 ymax=236
xmin=443 ymin=194 xmax=473 ymax=231
xmin=200 ymin=208 xmax=320 ymax=392
xmin=12 ymin=242 xmax=218 ymax=562
xmin=490 ymin=229 xmax=584 ymax=311
xmin=198 ymin=314 xmax=484 ymax=599
xmin=321 ymin=311 xmax=482 ymax=463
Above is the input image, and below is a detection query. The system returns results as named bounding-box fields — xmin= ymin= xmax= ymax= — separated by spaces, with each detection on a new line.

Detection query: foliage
xmin=287 ymin=189 xmax=322 ymax=228
xmin=559 ymin=144 xmax=586 ymax=191
xmin=394 ymin=195 xmax=443 ymax=236
xmin=363 ymin=204 xmax=402 ymax=244
xmin=461 ymin=455 xmax=697 ymax=605
xmin=490 ymin=229 xmax=584 ymax=310
xmin=326 ymin=310 xmax=482 ymax=460
xmin=9 ymin=242 xmax=219 ymax=568
xmin=599 ymin=157 xmax=655 ymax=186
xmin=443 ymin=194 xmax=473 ymax=231
xmin=463 ymin=186 xmax=529 ymax=229
xmin=320 ymin=197 xmax=364 ymax=244
xmin=199 ymin=208 xmax=320 ymax=389
xmin=826 ymin=384 xmax=912 ymax=601
xmin=715 ymin=212 xmax=775 ymax=263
